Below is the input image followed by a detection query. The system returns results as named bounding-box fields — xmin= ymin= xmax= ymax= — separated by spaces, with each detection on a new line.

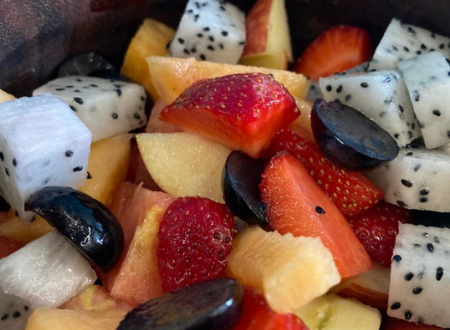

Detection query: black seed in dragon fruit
xmin=0 ymin=289 xmax=33 ymax=330
xmin=388 ymin=223 xmax=450 ymax=328
xmin=33 ymin=76 xmax=147 ymax=142
xmin=0 ymin=94 xmax=91 ymax=221
xmin=0 ymin=231 xmax=97 ymax=309
xmin=319 ymin=71 xmax=421 ymax=147
xmin=168 ymin=0 xmax=246 ymax=64
xmin=366 ymin=147 xmax=450 ymax=212
xmin=368 ymin=18 xmax=450 ymax=71
xmin=398 ymin=52 xmax=450 ymax=149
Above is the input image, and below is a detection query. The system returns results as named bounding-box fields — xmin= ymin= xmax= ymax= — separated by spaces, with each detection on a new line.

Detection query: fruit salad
xmin=1 ymin=0 xmax=450 ymax=330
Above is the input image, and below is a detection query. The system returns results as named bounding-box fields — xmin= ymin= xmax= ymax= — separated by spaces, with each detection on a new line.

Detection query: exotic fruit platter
xmin=2 ymin=0 xmax=450 ymax=329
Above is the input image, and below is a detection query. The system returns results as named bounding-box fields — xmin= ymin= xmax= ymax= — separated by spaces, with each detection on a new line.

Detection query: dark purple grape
xmin=118 ymin=277 xmax=243 ymax=330
xmin=58 ymin=52 xmax=119 ymax=79
xmin=311 ymin=98 xmax=399 ymax=171
xmin=222 ymin=151 xmax=268 ymax=225
xmin=24 ymin=186 xmax=124 ymax=272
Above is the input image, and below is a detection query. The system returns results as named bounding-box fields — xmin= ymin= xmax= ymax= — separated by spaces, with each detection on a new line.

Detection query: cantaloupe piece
xmin=226 ymin=226 xmax=340 ymax=314
xmin=25 ymin=308 xmax=126 ymax=330
xmin=80 ymin=134 xmax=131 ymax=205
xmin=295 ymin=294 xmax=381 ymax=330
xmin=121 ymin=19 xmax=175 ymax=101
xmin=147 ymin=56 xmax=309 ymax=104
xmin=136 ymin=132 xmax=231 ymax=203
xmin=0 ymin=89 xmax=15 ymax=103
xmin=0 ymin=216 xmax=53 ymax=243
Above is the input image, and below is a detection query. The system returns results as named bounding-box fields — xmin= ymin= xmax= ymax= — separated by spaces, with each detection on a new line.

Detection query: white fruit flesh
xmin=136 ymin=132 xmax=230 ymax=203
xmin=226 ymin=226 xmax=340 ymax=314
xmin=0 ymin=289 xmax=33 ymax=330
xmin=388 ymin=223 xmax=450 ymax=328
xmin=0 ymin=231 xmax=97 ymax=308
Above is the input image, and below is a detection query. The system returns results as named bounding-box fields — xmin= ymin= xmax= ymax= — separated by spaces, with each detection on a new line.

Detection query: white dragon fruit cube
xmin=168 ymin=0 xmax=246 ymax=64
xmin=33 ymin=76 xmax=147 ymax=142
xmin=398 ymin=52 xmax=450 ymax=149
xmin=319 ymin=71 xmax=421 ymax=147
xmin=368 ymin=18 xmax=450 ymax=71
xmin=366 ymin=147 xmax=450 ymax=212
xmin=0 ymin=94 xmax=91 ymax=221
xmin=388 ymin=223 xmax=450 ymax=328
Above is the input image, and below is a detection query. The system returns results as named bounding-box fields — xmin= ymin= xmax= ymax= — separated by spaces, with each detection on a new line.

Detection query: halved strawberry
xmin=160 ymin=73 xmax=299 ymax=158
xmin=157 ymin=197 xmax=235 ymax=292
xmin=294 ymin=25 xmax=372 ymax=80
xmin=348 ymin=201 xmax=412 ymax=268
xmin=265 ymin=128 xmax=384 ymax=216
xmin=232 ymin=287 xmax=308 ymax=330
xmin=260 ymin=154 xmax=372 ymax=279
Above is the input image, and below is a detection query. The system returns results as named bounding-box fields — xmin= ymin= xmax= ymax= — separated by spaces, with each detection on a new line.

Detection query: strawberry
xmin=232 ymin=287 xmax=308 ymax=330
xmin=157 ymin=196 xmax=235 ymax=292
xmin=160 ymin=72 xmax=299 ymax=158
xmin=265 ymin=128 xmax=384 ymax=216
xmin=294 ymin=25 xmax=372 ymax=81
xmin=348 ymin=201 xmax=411 ymax=268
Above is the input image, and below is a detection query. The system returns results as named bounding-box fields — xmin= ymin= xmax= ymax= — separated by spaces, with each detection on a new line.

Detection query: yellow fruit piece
xmin=226 ymin=226 xmax=340 ymax=314
xmin=147 ymin=56 xmax=309 ymax=105
xmin=0 ymin=89 xmax=15 ymax=103
xmin=136 ymin=132 xmax=230 ymax=203
xmin=80 ymin=134 xmax=131 ymax=205
xmin=25 ymin=308 xmax=126 ymax=330
xmin=295 ymin=294 xmax=381 ymax=330
xmin=121 ymin=19 xmax=175 ymax=101
xmin=239 ymin=51 xmax=289 ymax=70
xmin=0 ymin=216 xmax=53 ymax=243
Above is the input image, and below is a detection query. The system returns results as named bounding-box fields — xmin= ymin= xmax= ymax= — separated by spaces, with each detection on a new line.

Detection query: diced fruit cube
xmin=0 ymin=236 xmax=24 ymax=259
xmin=260 ymin=154 xmax=372 ymax=279
xmin=295 ymin=293 xmax=381 ymax=330
xmin=145 ymin=100 xmax=181 ymax=134
xmin=136 ymin=132 xmax=231 ymax=203
xmin=157 ymin=197 xmax=235 ymax=292
xmin=121 ymin=19 xmax=175 ymax=101
xmin=232 ymin=287 xmax=308 ymax=330
xmin=147 ymin=56 xmax=309 ymax=105
xmin=0 ymin=216 xmax=53 ymax=244
xmin=0 ymin=94 xmax=91 ymax=221
xmin=0 ymin=89 xmax=15 ymax=103
xmin=25 ymin=308 xmax=126 ymax=330
xmin=160 ymin=72 xmax=299 ymax=157
xmin=226 ymin=226 xmax=340 ymax=314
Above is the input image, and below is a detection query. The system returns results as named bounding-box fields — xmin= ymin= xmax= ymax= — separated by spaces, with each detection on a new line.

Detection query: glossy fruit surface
xmin=222 ymin=151 xmax=268 ymax=225
xmin=311 ymin=99 xmax=399 ymax=170
xmin=25 ymin=186 xmax=124 ymax=272
xmin=157 ymin=197 xmax=235 ymax=292
xmin=58 ymin=52 xmax=119 ymax=79
xmin=117 ymin=277 xmax=243 ymax=330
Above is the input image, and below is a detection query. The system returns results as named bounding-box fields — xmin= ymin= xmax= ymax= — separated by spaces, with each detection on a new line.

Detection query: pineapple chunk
xmin=226 ymin=226 xmax=340 ymax=314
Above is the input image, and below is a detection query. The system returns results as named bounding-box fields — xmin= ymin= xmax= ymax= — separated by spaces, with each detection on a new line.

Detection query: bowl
xmin=2 ymin=0 xmax=450 ymax=96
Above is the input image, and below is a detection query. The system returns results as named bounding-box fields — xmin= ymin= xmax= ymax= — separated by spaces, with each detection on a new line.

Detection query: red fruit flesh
xmin=260 ymin=154 xmax=372 ymax=279
xmin=160 ymin=72 xmax=299 ymax=158
xmin=157 ymin=197 xmax=235 ymax=292
xmin=0 ymin=236 xmax=24 ymax=258
xmin=232 ymin=287 xmax=308 ymax=330
xmin=348 ymin=201 xmax=411 ymax=267
xmin=294 ymin=25 xmax=372 ymax=80
xmin=265 ymin=128 xmax=384 ymax=216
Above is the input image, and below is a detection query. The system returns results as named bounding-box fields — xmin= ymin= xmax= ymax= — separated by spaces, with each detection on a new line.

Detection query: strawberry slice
xmin=265 ymin=128 xmax=384 ymax=216
xmin=348 ymin=201 xmax=411 ymax=268
xmin=157 ymin=197 xmax=235 ymax=292
xmin=294 ymin=25 xmax=372 ymax=80
xmin=232 ymin=287 xmax=308 ymax=330
xmin=260 ymin=154 xmax=372 ymax=279
xmin=160 ymin=72 xmax=299 ymax=158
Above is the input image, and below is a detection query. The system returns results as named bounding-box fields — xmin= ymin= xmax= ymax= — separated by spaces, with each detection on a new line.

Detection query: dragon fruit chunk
xmin=33 ymin=76 xmax=147 ymax=142
xmin=0 ymin=94 xmax=91 ymax=221
xmin=319 ymin=71 xmax=421 ymax=147
xmin=168 ymin=0 xmax=246 ymax=64
xmin=368 ymin=18 xmax=450 ymax=71
xmin=388 ymin=223 xmax=450 ymax=328
xmin=0 ymin=231 xmax=97 ymax=309
xmin=0 ymin=290 xmax=33 ymax=330
xmin=366 ymin=147 xmax=450 ymax=212
xmin=398 ymin=52 xmax=450 ymax=149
